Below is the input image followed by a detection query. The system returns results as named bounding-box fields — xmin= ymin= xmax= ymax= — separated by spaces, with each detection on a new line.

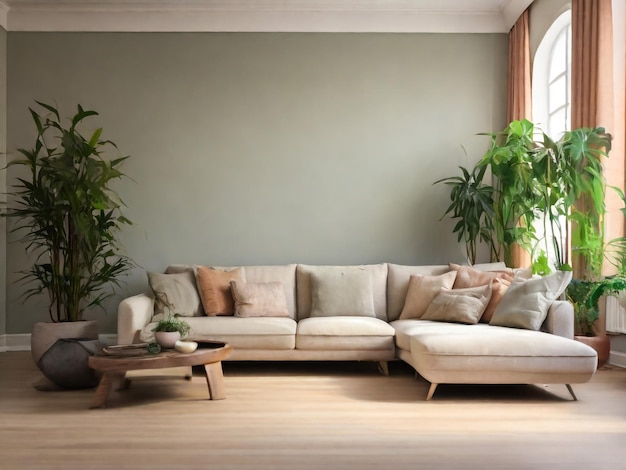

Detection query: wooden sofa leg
xmin=565 ymin=384 xmax=578 ymax=401
xmin=377 ymin=361 xmax=389 ymax=376
xmin=426 ymin=383 xmax=438 ymax=401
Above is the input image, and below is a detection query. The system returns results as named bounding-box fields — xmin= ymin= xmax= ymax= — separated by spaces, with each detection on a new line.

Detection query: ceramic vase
xmin=155 ymin=331 xmax=181 ymax=349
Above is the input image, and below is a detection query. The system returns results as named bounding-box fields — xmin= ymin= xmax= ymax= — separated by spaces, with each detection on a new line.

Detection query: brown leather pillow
xmin=195 ymin=266 xmax=243 ymax=316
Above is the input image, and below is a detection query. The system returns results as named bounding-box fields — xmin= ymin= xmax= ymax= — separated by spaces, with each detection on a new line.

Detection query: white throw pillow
xmin=489 ymin=270 xmax=572 ymax=330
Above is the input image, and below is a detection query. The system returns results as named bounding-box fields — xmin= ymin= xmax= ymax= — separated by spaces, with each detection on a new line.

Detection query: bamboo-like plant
xmin=5 ymin=101 xmax=133 ymax=322
xmin=434 ymin=163 xmax=496 ymax=264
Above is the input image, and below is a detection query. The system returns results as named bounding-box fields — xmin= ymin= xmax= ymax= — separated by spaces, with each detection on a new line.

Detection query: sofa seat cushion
xmin=141 ymin=316 xmax=297 ymax=350
xmin=296 ymin=317 xmax=395 ymax=351
xmin=404 ymin=320 xmax=597 ymax=384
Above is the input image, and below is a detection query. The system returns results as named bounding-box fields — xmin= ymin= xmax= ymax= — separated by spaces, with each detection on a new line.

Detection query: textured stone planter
xmin=31 ymin=320 xmax=101 ymax=390
xmin=575 ymin=334 xmax=611 ymax=369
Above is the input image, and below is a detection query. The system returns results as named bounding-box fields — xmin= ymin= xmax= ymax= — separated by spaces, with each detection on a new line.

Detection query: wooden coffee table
xmin=88 ymin=342 xmax=232 ymax=409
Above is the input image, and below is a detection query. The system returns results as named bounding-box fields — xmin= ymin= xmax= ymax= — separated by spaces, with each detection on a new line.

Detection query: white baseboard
xmin=0 ymin=333 xmax=118 ymax=352
xmin=609 ymin=350 xmax=626 ymax=369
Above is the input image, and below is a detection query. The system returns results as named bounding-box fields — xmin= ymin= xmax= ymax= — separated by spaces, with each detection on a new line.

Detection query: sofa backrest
xmin=386 ymin=264 xmax=450 ymax=322
xmin=165 ymin=264 xmax=298 ymax=320
xmin=239 ymin=264 xmax=298 ymax=320
xmin=296 ymin=264 xmax=389 ymax=321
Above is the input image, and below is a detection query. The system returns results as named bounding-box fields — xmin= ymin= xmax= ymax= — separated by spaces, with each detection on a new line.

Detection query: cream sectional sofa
xmin=117 ymin=263 xmax=598 ymax=400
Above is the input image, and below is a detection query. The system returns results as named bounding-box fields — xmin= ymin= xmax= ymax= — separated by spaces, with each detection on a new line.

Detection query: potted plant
xmin=152 ymin=315 xmax=191 ymax=349
xmin=150 ymin=290 xmax=191 ymax=348
xmin=4 ymin=101 xmax=133 ymax=389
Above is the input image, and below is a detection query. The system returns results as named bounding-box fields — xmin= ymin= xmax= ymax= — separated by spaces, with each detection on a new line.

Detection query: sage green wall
xmin=7 ymin=32 xmax=507 ymax=334
xmin=0 ymin=26 xmax=5 ymax=338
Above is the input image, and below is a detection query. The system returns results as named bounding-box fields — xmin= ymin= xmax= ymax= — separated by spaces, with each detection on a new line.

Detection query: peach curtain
xmin=571 ymin=0 xmax=624 ymax=280
xmin=506 ymin=8 xmax=532 ymax=268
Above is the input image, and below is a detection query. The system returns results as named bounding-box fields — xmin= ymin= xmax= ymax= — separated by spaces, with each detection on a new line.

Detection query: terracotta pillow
xmin=449 ymin=264 xmax=515 ymax=323
xmin=399 ymin=271 xmax=457 ymax=320
xmin=230 ymin=281 xmax=290 ymax=317
xmin=195 ymin=266 xmax=243 ymax=316
xmin=421 ymin=284 xmax=493 ymax=325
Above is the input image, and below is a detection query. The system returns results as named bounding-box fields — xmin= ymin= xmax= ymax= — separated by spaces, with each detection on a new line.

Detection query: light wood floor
xmin=1 ymin=351 xmax=626 ymax=470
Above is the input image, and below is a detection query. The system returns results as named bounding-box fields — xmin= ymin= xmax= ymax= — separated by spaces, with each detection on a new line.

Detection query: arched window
xmin=533 ymin=11 xmax=572 ymax=137
xmin=531 ymin=10 xmax=572 ymax=269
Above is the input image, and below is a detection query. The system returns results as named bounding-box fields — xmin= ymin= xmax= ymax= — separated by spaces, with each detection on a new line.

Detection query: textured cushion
xmin=195 ymin=266 xmax=243 ymax=316
xmin=398 ymin=271 xmax=457 ymax=320
xmin=310 ymin=267 xmax=375 ymax=317
xmin=230 ymin=281 xmax=290 ymax=317
xmin=386 ymin=264 xmax=451 ymax=321
xmin=490 ymin=270 xmax=573 ymax=330
xmin=449 ymin=264 xmax=515 ymax=323
xmin=421 ymin=284 xmax=492 ymax=325
xmin=147 ymin=271 xmax=203 ymax=317
xmin=297 ymin=264 xmax=388 ymax=321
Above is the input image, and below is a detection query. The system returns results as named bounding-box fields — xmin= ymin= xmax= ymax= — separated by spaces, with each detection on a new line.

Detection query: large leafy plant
xmin=5 ymin=101 xmax=133 ymax=322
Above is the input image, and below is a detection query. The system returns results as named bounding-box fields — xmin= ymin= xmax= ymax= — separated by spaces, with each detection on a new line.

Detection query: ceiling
xmin=0 ymin=0 xmax=534 ymax=33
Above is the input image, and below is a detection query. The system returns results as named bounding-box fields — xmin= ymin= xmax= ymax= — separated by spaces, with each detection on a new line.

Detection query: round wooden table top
xmin=89 ymin=342 xmax=233 ymax=372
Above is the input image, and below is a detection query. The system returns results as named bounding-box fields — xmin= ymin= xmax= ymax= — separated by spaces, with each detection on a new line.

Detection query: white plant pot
xmin=155 ymin=331 xmax=181 ymax=349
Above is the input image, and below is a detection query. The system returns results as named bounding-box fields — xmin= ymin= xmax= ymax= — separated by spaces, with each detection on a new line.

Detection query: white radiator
xmin=606 ymin=295 xmax=626 ymax=334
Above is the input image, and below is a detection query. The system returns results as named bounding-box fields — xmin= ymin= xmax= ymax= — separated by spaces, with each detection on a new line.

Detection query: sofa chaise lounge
xmin=117 ymin=263 xmax=598 ymax=400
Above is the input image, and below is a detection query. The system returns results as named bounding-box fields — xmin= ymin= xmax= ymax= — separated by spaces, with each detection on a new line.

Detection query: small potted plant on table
xmin=151 ymin=291 xmax=191 ymax=348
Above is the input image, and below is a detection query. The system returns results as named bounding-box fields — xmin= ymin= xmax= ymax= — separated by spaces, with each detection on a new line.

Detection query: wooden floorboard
xmin=1 ymin=351 xmax=626 ymax=469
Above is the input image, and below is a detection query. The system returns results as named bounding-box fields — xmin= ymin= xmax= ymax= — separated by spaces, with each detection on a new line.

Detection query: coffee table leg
xmin=203 ymin=361 xmax=226 ymax=400
xmin=90 ymin=372 xmax=125 ymax=409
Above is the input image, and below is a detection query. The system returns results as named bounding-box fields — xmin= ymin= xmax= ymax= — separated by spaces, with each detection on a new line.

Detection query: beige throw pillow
xmin=422 ymin=285 xmax=491 ymax=325
xmin=421 ymin=284 xmax=493 ymax=324
xmin=399 ymin=271 xmax=457 ymax=320
xmin=147 ymin=271 xmax=203 ymax=317
xmin=310 ymin=267 xmax=375 ymax=317
xmin=230 ymin=281 xmax=290 ymax=317
xmin=449 ymin=264 xmax=515 ymax=323
xmin=195 ymin=266 xmax=243 ymax=316
xmin=489 ymin=270 xmax=572 ymax=330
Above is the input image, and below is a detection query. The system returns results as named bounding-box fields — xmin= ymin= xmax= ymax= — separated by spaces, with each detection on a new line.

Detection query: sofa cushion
xmin=296 ymin=317 xmax=395 ymax=351
xmin=490 ymin=270 xmax=572 ymax=330
xmin=147 ymin=270 xmax=203 ymax=317
xmin=230 ymin=281 xmax=290 ymax=318
xmin=141 ymin=316 xmax=297 ymax=349
xmin=449 ymin=264 xmax=514 ymax=323
xmin=386 ymin=264 xmax=451 ymax=322
xmin=310 ymin=267 xmax=376 ymax=317
xmin=195 ymin=266 xmax=244 ymax=316
xmin=421 ymin=284 xmax=492 ymax=324
xmin=408 ymin=323 xmax=597 ymax=384
xmin=297 ymin=264 xmax=388 ymax=321
xmin=399 ymin=271 xmax=457 ymax=320
xmin=241 ymin=265 xmax=298 ymax=319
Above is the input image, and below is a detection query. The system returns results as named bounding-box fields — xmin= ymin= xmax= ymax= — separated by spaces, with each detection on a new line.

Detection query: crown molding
xmin=3 ymin=0 xmax=533 ymax=33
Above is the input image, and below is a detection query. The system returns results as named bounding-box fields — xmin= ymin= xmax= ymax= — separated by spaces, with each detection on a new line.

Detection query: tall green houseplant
xmin=6 ymin=101 xmax=133 ymax=322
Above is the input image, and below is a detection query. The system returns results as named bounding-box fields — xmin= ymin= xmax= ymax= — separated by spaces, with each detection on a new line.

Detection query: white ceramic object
xmin=174 ymin=340 xmax=198 ymax=353
xmin=155 ymin=331 xmax=181 ymax=349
